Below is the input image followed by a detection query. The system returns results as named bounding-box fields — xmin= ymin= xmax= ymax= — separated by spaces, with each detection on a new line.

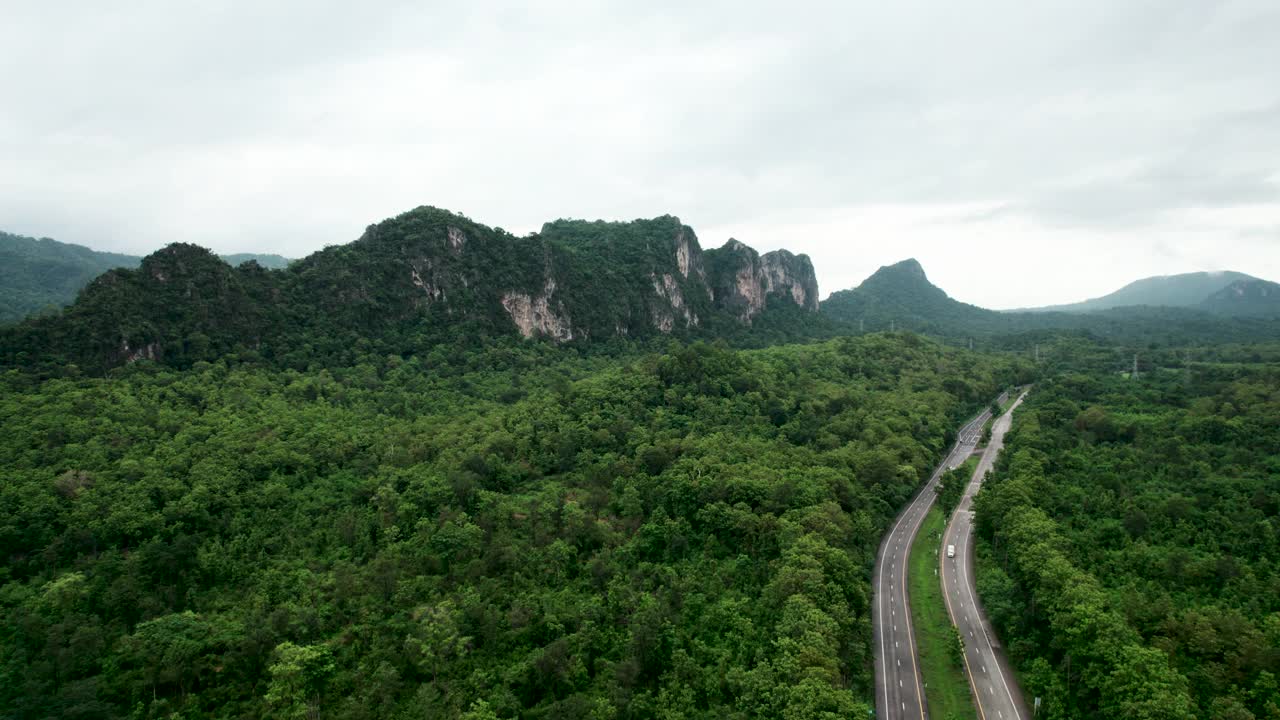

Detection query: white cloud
xmin=1 ymin=0 xmax=1277 ymax=307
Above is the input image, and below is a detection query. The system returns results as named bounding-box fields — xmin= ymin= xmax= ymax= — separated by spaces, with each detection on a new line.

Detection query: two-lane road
xmin=940 ymin=391 xmax=1031 ymax=720
xmin=873 ymin=394 xmax=1005 ymax=720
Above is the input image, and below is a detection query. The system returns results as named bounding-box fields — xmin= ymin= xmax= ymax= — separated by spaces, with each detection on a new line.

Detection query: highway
xmin=873 ymin=393 xmax=1004 ymax=720
xmin=940 ymin=390 xmax=1031 ymax=720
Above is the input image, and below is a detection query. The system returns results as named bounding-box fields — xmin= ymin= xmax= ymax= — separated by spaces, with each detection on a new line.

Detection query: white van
xmin=946 ymin=544 xmax=956 ymax=558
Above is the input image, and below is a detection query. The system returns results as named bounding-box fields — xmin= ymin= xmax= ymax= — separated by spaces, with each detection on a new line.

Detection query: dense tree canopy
xmin=0 ymin=334 xmax=1027 ymax=718
xmin=973 ymin=348 xmax=1280 ymax=719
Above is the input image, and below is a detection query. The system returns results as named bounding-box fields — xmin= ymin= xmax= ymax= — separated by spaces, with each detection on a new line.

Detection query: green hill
xmin=0 ymin=231 xmax=141 ymax=323
xmin=819 ymin=259 xmax=1280 ymax=345
xmin=0 ymin=232 xmax=293 ymax=324
xmin=1199 ymin=278 xmax=1280 ymax=316
xmin=1025 ymin=271 xmax=1257 ymax=313
xmin=820 ymin=259 xmax=996 ymax=333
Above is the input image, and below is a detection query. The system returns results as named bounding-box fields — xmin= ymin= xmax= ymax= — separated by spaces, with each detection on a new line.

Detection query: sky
xmin=2 ymin=1 xmax=1277 ymax=309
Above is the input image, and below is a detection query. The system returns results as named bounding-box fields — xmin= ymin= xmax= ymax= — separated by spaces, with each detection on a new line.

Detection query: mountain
xmin=1199 ymin=278 xmax=1280 ymax=316
xmin=2 ymin=206 xmax=820 ymax=373
xmin=0 ymin=232 xmax=294 ymax=323
xmin=0 ymin=231 xmax=141 ymax=323
xmin=1025 ymin=270 xmax=1256 ymax=313
xmin=220 ymin=252 xmax=292 ymax=269
xmin=820 ymin=259 xmax=998 ymax=333
xmin=703 ymin=240 xmax=819 ymax=321
xmin=819 ymin=258 xmax=1280 ymax=345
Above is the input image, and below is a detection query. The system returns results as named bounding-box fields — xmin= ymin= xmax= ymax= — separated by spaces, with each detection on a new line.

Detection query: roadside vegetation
xmin=974 ymin=344 xmax=1280 ymax=719
xmin=935 ymin=456 xmax=979 ymax=518
xmin=909 ymin=505 xmax=978 ymax=720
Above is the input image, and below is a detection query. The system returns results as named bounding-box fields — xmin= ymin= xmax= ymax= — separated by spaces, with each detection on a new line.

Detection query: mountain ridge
xmin=2 ymin=206 xmax=822 ymax=373
xmin=818 ymin=257 xmax=1280 ymax=343
xmin=1016 ymin=270 xmax=1259 ymax=313
xmin=0 ymin=231 xmax=291 ymax=323
xmin=1200 ymin=277 xmax=1280 ymax=316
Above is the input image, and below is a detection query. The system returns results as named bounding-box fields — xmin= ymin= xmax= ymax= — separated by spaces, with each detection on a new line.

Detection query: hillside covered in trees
xmin=0 ymin=231 xmax=141 ymax=324
xmin=0 ymin=334 xmax=1030 ymax=718
xmin=0 ymin=231 xmax=292 ymax=325
xmin=973 ymin=352 xmax=1280 ymax=719
xmin=1024 ymin=271 xmax=1260 ymax=314
xmin=819 ymin=259 xmax=1280 ymax=346
xmin=1 ymin=208 xmax=828 ymax=375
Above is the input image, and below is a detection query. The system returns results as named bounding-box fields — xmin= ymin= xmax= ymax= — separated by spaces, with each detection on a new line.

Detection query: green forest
xmin=5 ymin=206 xmax=1280 ymax=720
xmin=973 ymin=348 xmax=1280 ymax=719
xmin=1 ymin=334 xmax=1028 ymax=718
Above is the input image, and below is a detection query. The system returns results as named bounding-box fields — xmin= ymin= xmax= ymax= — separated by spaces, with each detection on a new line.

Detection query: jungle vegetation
xmin=1 ymin=334 xmax=1028 ymax=718
xmin=973 ymin=347 xmax=1280 ymax=719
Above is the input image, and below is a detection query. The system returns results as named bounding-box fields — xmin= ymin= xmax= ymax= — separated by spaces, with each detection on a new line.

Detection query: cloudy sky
xmin=2 ymin=1 xmax=1277 ymax=308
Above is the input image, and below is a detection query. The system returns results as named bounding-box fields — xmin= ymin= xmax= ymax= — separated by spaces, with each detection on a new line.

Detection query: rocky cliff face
xmin=501 ymin=276 xmax=575 ymax=341
xmin=4 ymin=205 xmax=824 ymax=372
xmin=703 ymin=239 xmax=820 ymax=323
xmin=761 ymin=250 xmax=820 ymax=312
xmin=331 ymin=211 xmax=818 ymax=339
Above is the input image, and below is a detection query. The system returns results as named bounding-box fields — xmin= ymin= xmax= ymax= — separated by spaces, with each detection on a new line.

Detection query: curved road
xmin=873 ymin=394 xmax=1005 ymax=720
xmin=940 ymin=390 xmax=1031 ymax=720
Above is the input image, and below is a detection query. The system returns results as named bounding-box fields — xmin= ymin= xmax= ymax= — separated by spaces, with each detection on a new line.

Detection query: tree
xmin=265 ymin=642 xmax=334 ymax=720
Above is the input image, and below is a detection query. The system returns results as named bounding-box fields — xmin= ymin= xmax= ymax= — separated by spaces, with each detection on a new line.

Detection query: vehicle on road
xmin=946 ymin=544 xmax=956 ymax=558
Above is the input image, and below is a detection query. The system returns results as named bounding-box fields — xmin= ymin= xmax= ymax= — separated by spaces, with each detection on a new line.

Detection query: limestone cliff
xmin=4 ymin=205 xmax=824 ymax=371
xmin=703 ymin=239 xmax=820 ymax=323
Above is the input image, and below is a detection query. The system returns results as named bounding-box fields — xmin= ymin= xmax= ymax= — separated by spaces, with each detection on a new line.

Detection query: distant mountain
xmin=819 ymin=258 xmax=1280 ymax=344
xmin=821 ymin=259 xmax=997 ymax=333
xmin=220 ymin=253 xmax=292 ymax=269
xmin=1024 ymin=271 xmax=1256 ymax=313
xmin=1199 ymin=278 xmax=1280 ymax=316
xmin=3 ymin=207 xmax=821 ymax=373
xmin=0 ymin=232 xmax=141 ymax=323
xmin=0 ymin=232 xmax=294 ymax=324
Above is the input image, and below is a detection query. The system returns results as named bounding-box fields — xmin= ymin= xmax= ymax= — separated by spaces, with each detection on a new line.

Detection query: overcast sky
xmin=2 ymin=1 xmax=1277 ymax=308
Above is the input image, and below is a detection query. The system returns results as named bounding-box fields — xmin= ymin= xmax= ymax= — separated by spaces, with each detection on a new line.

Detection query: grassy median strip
xmin=909 ymin=505 xmax=978 ymax=720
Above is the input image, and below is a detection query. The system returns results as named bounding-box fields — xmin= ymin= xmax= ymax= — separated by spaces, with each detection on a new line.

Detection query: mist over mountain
xmin=1199 ymin=278 xmax=1280 ymax=317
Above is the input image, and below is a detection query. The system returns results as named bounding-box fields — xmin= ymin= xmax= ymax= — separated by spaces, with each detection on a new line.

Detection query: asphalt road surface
xmin=940 ymin=390 xmax=1031 ymax=720
xmin=873 ymin=394 xmax=1005 ymax=720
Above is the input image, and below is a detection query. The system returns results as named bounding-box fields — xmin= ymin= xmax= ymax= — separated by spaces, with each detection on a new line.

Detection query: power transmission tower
xmin=890 ymin=320 xmax=896 ymax=333
xmin=1132 ymin=354 xmax=1139 ymax=380
xmin=1034 ymin=344 xmax=1040 ymax=363
xmin=859 ymin=318 xmax=864 ymax=333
